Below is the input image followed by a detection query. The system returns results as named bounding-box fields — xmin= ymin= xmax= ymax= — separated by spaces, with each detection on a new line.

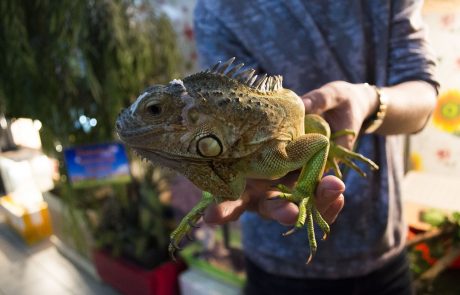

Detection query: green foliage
xmin=410 ymin=210 xmax=460 ymax=282
xmin=94 ymin=167 xmax=172 ymax=269
xmin=0 ymin=0 xmax=182 ymax=268
xmin=421 ymin=209 xmax=460 ymax=244
xmin=0 ymin=0 xmax=182 ymax=151
xmin=409 ymin=249 xmax=431 ymax=276
xmin=422 ymin=209 xmax=449 ymax=228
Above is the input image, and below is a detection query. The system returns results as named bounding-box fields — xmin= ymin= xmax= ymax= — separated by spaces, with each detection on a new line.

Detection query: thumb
xmin=301 ymin=84 xmax=339 ymax=114
xmin=203 ymin=199 xmax=246 ymax=224
xmin=258 ymin=192 xmax=299 ymax=225
xmin=315 ymin=175 xmax=345 ymax=224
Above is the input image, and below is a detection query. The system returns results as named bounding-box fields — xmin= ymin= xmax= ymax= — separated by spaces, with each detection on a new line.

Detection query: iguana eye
xmin=197 ymin=135 xmax=222 ymax=157
xmin=147 ymin=104 xmax=162 ymax=116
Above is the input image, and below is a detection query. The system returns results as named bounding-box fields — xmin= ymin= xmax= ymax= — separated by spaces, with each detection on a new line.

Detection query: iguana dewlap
xmin=116 ymin=58 xmax=378 ymax=263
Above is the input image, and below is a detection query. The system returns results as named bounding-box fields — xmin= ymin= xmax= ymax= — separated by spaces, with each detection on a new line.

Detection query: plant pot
xmin=93 ymin=250 xmax=186 ymax=295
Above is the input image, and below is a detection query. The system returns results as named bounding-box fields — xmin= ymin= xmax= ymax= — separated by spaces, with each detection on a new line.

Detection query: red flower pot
xmin=93 ymin=250 xmax=186 ymax=295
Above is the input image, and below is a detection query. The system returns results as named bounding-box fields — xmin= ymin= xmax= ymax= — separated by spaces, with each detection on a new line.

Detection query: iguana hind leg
xmin=273 ymin=139 xmax=330 ymax=263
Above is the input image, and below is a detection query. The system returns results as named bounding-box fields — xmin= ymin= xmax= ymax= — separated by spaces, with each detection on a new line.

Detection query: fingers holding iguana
xmin=203 ymin=199 xmax=246 ymax=224
xmin=314 ymin=175 xmax=345 ymax=212
xmin=202 ymin=191 xmax=298 ymax=226
xmin=301 ymin=81 xmax=377 ymax=150
xmin=203 ymin=175 xmax=345 ymax=227
xmin=258 ymin=194 xmax=299 ymax=225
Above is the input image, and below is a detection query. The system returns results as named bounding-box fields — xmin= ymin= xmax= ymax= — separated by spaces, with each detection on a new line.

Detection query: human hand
xmin=301 ymin=81 xmax=379 ymax=149
xmin=203 ymin=174 xmax=345 ymax=226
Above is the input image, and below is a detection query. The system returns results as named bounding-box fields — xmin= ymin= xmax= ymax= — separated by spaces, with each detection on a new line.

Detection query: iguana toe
xmin=282 ymin=226 xmax=298 ymax=236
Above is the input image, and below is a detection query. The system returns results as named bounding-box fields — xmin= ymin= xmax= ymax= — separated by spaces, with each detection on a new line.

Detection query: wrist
xmin=363 ymin=83 xmax=380 ymax=117
xmin=362 ymin=84 xmax=388 ymax=134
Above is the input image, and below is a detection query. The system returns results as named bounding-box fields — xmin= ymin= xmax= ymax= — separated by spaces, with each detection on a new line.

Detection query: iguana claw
xmin=282 ymin=227 xmax=298 ymax=236
xmin=186 ymin=232 xmax=194 ymax=241
xmin=188 ymin=220 xmax=200 ymax=228
xmin=168 ymin=238 xmax=182 ymax=261
xmin=170 ymin=238 xmax=183 ymax=250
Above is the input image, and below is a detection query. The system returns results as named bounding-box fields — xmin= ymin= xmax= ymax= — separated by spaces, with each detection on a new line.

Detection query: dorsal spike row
xmin=206 ymin=58 xmax=283 ymax=92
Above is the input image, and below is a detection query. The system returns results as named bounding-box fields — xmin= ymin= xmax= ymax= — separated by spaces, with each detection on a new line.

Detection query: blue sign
xmin=64 ymin=142 xmax=131 ymax=188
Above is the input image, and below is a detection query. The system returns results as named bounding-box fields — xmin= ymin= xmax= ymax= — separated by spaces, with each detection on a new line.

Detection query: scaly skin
xmin=116 ymin=58 xmax=378 ymax=263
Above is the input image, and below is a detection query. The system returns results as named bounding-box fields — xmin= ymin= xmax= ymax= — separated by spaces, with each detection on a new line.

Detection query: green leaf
xmin=421 ymin=209 xmax=447 ymax=227
xmin=452 ymin=212 xmax=460 ymax=225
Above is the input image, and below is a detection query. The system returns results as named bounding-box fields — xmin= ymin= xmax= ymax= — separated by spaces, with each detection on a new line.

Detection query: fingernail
xmin=320 ymin=175 xmax=346 ymax=191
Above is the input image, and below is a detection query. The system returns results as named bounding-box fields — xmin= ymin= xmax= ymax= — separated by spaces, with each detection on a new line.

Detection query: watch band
xmin=363 ymin=85 xmax=388 ymax=134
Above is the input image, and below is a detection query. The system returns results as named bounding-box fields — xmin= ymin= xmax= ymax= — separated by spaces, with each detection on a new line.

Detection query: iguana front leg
xmin=169 ymin=191 xmax=215 ymax=260
xmin=168 ymin=166 xmax=246 ymax=260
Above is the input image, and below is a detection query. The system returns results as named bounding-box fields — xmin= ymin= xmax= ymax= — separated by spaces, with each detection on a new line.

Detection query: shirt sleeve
xmin=387 ymin=0 xmax=439 ymax=90
xmin=193 ymin=0 xmax=258 ymax=70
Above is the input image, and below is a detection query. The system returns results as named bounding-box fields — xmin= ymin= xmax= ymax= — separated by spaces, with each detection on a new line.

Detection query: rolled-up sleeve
xmin=193 ymin=0 xmax=257 ymax=70
xmin=388 ymin=0 xmax=439 ymax=90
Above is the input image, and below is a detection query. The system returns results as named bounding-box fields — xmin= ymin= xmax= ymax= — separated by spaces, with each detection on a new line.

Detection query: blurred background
xmin=0 ymin=0 xmax=460 ymax=294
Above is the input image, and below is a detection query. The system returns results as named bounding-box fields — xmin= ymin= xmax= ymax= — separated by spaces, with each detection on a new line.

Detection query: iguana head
xmin=116 ymin=75 xmax=243 ymax=166
xmin=115 ymin=79 xmax=191 ymax=165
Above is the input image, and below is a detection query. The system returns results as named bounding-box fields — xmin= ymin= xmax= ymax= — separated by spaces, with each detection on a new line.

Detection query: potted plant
xmin=90 ymin=163 xmax=186 ymax=295
xmin=407 ymin=209 xmax=460 ymax=293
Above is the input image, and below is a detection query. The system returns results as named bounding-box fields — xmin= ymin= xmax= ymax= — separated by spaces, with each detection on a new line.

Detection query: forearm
xmin=370 ymin=81 xmax=437 ymax=135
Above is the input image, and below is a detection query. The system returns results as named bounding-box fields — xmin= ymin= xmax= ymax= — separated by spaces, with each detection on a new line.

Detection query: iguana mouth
xmin=117 ymin=126 xmax=158 ymax=139
xmin=133 ymin=147 xmax=211 ymax=164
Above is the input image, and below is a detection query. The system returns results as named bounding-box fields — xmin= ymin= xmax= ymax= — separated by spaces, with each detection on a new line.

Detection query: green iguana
xmin=116 ymin=58 xmax=378 ymax=263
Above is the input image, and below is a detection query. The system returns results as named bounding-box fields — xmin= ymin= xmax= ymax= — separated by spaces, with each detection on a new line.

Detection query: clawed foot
xmin=168 ymin=191 xmax=215 ymax=261
xmin=328 ymin=130 xmax=379 ymax=178
xmin=169 ymin=217 xmax=202 ymax=260
xmin=168 ymin=211 xmax=203 ymax=260
xmin=272 ymin=186 xmax=330 ymax=264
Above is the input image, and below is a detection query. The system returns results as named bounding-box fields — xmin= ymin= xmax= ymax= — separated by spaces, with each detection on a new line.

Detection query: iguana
xmin=116 ymin=58 xmax=378 ymax=263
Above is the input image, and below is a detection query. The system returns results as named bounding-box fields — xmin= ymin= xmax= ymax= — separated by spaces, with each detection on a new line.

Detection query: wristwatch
xmin=363 ymin=84 xmax=388 ymax=134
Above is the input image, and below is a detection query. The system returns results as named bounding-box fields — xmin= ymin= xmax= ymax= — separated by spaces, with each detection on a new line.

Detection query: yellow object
xmin=409 ymin=152 xmax=424 ymax=171
xmin=0 ymin=195 xmax=53 ymax=244
xmin=432 ymin=89 xmax=460 ymax=133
